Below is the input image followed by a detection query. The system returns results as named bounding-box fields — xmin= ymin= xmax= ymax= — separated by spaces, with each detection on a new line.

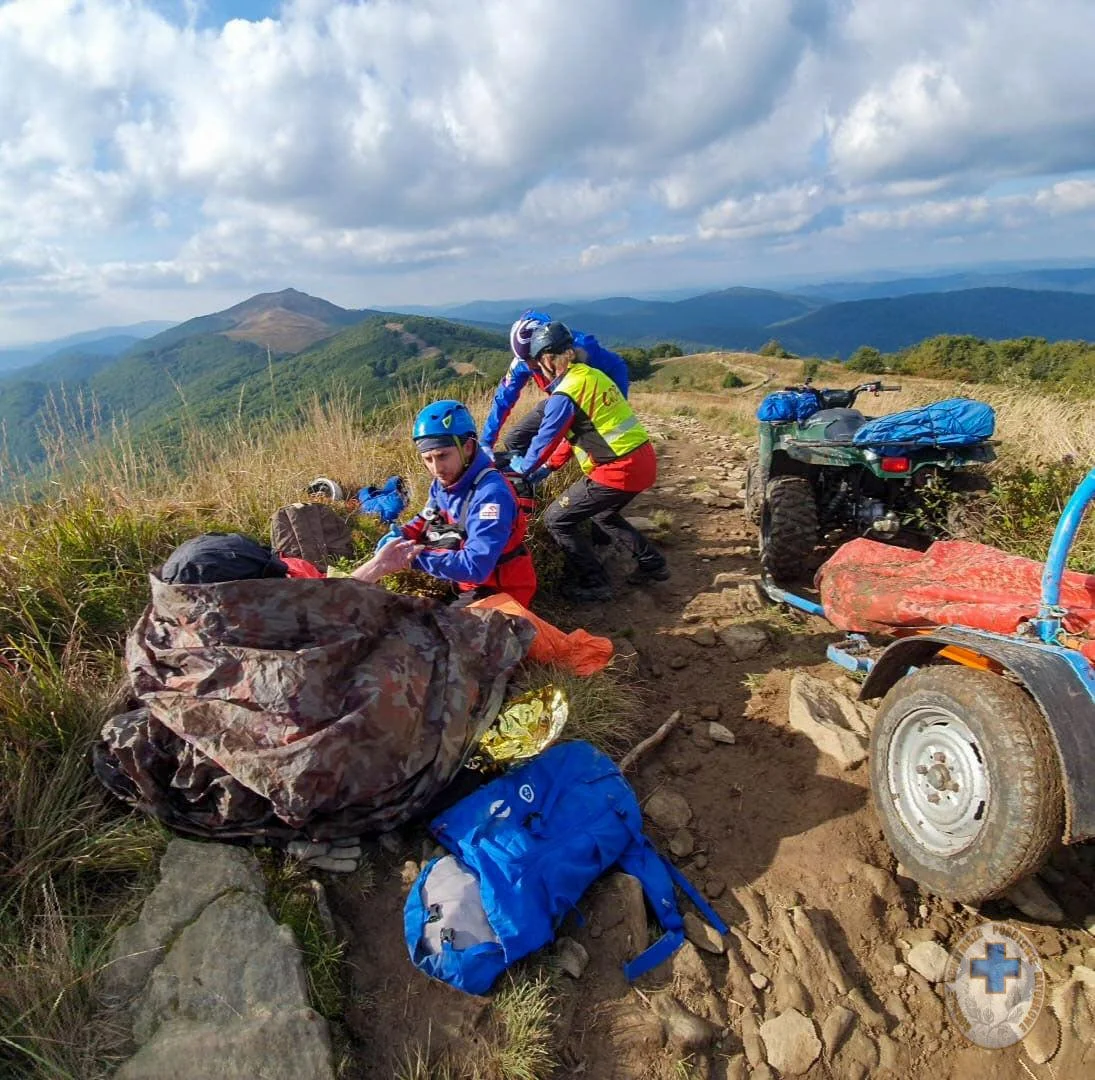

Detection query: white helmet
xmin=509 ymin=309 xmax=551 ymax=361
xmin=307 ymin=476 xmax=344 ymax=501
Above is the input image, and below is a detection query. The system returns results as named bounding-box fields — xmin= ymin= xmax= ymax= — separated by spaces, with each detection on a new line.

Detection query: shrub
xmin=759 ymin=339 xmax=794 ymax=359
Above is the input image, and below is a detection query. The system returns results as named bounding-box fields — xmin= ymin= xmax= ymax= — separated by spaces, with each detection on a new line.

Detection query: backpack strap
xmin=456 ymin=465 xmax=495 ymax=531
xmin=617 ymin=837 xmax=729 ymax=982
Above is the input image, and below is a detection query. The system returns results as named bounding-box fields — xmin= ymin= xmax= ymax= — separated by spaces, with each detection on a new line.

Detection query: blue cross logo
xmin=970 ymin=942 xmax=1021 ymax=994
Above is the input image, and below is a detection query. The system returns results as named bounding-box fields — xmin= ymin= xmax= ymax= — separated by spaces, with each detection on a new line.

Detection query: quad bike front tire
xmin=744 ymin=455 xmax=763 ymax=525
xmin=759 ymin=476 xmax=817 ymax=583
xmin=869 ymin=666 xmax=1063 ymax=903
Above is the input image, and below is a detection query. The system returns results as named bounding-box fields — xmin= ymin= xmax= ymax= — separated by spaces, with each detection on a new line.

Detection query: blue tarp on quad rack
xmin=852 ymin=398 xmax=995 ymax=450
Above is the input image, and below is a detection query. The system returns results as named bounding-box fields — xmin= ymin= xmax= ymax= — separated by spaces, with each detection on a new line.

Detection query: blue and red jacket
xmin=388 ymin=448 xmax=536 ymax=606
xmin=480 ymin=332 xmax=631 ymax=450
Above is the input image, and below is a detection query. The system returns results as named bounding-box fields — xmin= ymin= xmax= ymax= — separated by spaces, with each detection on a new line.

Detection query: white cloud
xmin=1 ymin=0 xmax=1095 ymax=341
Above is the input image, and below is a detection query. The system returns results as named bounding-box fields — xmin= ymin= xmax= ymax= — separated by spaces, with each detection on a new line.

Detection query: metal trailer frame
xmin=761 ymin=466 xmax=1095 ymax=844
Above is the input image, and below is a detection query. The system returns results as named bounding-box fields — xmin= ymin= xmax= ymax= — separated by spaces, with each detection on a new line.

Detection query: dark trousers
xmin=501 ymin=400 xmax=547 ymax=455
xmin=504 ymin=400 xmax=611 ymax=546
xmin=544 ymin=475 xmax=666 ymax=588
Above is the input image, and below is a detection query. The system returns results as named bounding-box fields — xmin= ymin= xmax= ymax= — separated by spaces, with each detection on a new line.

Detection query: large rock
xmin=116 ymin=1009 xmax=333 ymax=1080
xmin=132 ymin=890 xmax=310 ymax=1043
xmin=788 ymin=673 xmax=868 ymax=768
xmin=717 ymin=624 xmax=770 ymax=662
xmin=109 ymin=839 xmax=333 ymax=1080
xmin=102 ymin=839 xmax=266 ymax=1007
xmin=644 ymin=790 xmax=693 ymax=831
xmin=759 ymin=1009 xmax=822 ymax=1076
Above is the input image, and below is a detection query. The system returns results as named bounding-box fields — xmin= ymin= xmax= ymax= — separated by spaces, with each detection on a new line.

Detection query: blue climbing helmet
xmin=413 ymin=400 xmax=478 ymax=451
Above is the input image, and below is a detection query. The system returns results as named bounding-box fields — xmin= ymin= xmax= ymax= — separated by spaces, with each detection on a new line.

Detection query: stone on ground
xmin=717 ymin=623 xmax=770 ymax=661
xmin=102 ymin=839 xmax=265 ymax=1008
xmin=788 ymin=672 xmax=868 ymax=768
xmin=109 ymin=838 xmax=333 ymax=1080
xmin=906 ymin=940 xmax=950 ymax=983
xmin=759 ymin=1009 xmax=822 ymax=1076
xmin=1005 ymin=876 xmax=1065 ymax=923
xmin=684 ymin=912 xmax=726 ymax=954
xmin=644 ymin=789 xmax=693 ymax=831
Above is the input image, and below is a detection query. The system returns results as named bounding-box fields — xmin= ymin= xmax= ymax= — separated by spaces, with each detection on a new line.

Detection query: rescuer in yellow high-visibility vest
xmin=506 ymin=321 xmax=670 ymax=604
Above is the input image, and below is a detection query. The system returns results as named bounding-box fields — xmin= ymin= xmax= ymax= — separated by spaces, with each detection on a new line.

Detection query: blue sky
xmin=2 ymin=0 xmax=1095 ymax=344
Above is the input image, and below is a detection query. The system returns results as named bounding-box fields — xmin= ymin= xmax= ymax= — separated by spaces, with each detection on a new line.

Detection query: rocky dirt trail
xmin=332 ymin=412 xmax=1095 ymax=1079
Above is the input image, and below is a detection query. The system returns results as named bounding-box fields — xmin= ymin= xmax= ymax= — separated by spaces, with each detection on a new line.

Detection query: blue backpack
xmin=757 ymin=389 xmax=822 ymax=423
xmin=404 ymin=741 xmax=727 ymax=995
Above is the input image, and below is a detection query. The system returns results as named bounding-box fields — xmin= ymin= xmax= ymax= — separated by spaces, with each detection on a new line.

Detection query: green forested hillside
xmin=846 ymin=334 xmax=1095 ymax=391
xmin=0 ymin=311 xmax=511 ymax=475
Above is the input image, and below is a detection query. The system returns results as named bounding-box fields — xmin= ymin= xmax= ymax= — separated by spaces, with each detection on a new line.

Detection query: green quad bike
xmin=744 ymin=380 xmax=996 ymax=583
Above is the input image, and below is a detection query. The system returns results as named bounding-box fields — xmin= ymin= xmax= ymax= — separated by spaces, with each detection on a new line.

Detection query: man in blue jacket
xmin=357 ymin=400 xmax=537 ymax=606
xmin=481 ymin=310 xmax=631 ymax=459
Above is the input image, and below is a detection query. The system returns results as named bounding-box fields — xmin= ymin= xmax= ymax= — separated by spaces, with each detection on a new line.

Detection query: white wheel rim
xmin=886 ymin=704 xmax=991 ymax=856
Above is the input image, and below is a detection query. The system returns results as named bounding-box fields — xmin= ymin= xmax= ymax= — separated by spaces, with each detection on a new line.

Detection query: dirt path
xmin=331 ymin=412 xmax=1095 ymax=1079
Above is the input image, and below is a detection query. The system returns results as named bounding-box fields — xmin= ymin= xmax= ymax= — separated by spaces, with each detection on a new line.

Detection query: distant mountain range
xmin=0 ymin=290 xmax=511 ymax=473
xmin=791 ymin=266 xmax=1095 ymax=303
xmin=0 ymin=321 xmax=176 ymax=375
xmin=6 ymin=272 xmax=1095 ymax=477
xmin=400 ymin=283 xmax=1095 ymax=357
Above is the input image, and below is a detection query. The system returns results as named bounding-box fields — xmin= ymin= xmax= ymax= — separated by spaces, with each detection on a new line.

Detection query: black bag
xmin=161 ymin=533 xmax=288 ymax=585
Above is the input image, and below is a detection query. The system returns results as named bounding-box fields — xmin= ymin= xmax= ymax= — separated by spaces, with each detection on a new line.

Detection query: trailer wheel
xmin=869 ymin=666 xmax=1063 ymax=903
xmin=759 ymin=476 xmax=817 ymax=583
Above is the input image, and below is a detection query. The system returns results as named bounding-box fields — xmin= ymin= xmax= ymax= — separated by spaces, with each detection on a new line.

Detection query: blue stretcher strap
xmin=666 ymin=859 xmax=729 ymax=934
xmin=623 ymin=928 xmax=685 ymax=981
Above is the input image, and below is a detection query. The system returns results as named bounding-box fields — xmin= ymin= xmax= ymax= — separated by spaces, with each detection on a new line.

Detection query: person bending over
xmin=506 ymin=322 xmax=668 ymax=604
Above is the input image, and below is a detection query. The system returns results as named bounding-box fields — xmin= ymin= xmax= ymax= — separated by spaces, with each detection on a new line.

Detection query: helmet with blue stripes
xmin=413 ymin=400 xmax=478 ymax=451
xmin=510 ymin=310 xmax=551 ymax=362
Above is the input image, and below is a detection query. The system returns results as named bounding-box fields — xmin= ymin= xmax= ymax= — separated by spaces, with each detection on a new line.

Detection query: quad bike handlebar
xmin=781 ymin=379 xmax=902 ymax=409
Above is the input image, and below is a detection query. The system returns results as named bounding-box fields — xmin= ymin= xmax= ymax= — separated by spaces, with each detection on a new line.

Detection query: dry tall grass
xmin=0 ymin=381 xmax=544 ymax=1078
xmin=638 ymin=352 xmax=1095 ymax=463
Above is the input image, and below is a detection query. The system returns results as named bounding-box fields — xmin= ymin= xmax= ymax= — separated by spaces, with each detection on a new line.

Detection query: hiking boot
xmin=626 ymin=562 xmax=671 ymax=586
xmin=563 ymin=582 xmax=613 ymax=604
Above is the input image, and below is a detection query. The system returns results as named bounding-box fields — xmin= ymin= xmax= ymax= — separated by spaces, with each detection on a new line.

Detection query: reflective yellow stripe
xmin=602 ymin=415 xmax=640 ymax=442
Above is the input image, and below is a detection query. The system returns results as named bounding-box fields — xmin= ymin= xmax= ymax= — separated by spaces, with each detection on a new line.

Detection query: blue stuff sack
xmin=757 ymin=390 xmax=821 ymax=422
xmin=356 ymin=476 xmax=409 ymax=524
xmin=853 ymin=398 xmax=995 ymax=450
xmin=404 ymin=740 xmax=727 ymax=995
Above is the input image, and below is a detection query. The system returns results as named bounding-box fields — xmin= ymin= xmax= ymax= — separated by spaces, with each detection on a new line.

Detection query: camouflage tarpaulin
xmin=97 ymin=575 xmax=535 ymax=841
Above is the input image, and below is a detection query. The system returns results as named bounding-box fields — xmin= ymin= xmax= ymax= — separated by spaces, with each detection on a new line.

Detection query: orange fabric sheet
xmin=468 ymin=593 xmax=615 ymax=676
xmin=817 ymin=539 xmax=1095 ymax=662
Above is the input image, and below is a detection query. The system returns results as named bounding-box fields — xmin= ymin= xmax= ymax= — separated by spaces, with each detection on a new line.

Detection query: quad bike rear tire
xmin=744 ymin=456 xmax=763 ymax=525
xmin=759 ymin=476 xmax=818 ymax=583
xmin=869 ymin=666 xmax=1063 ymax=903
